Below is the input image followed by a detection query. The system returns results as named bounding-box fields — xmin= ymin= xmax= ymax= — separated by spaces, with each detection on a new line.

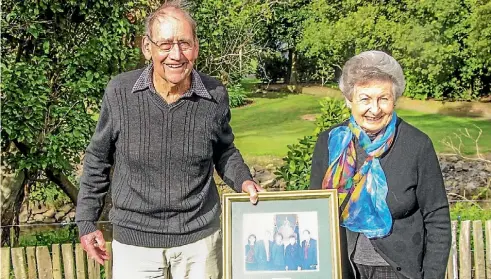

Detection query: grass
xmin=231 ymin=93 xmax=321 ymax=161
xmin=231 ymin=93 xmax=491 ymax=160
xmin=396 ymin=109 xmax=491 ymax=155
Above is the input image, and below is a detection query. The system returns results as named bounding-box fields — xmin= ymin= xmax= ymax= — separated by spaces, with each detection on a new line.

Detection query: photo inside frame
xmin=242 ymin=212 xmax=320 ymax=273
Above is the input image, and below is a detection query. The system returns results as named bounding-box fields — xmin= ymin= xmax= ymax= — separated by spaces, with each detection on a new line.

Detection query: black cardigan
xmin=310 ymin=118 xmax=451 ymax=279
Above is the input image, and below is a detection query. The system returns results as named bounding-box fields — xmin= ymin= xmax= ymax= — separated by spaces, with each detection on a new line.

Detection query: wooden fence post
xmin=26 ymin=247 xmax=37 ymax=279
xmin=11 ymin=247 xmax=28 ymax=279
xmin=1 ymin=247 xmax=11 ymax=279
xmin=62 ymin=243 xmax=76 ymax=279
xmin=472 ymin=221 xmax=485 ymax=279
xmin=447 ymin=221 xmax=458 ymax=279
xmin=485 ymin=220 xmax=491 ymax=279
xmin=75 ymin=243 xmax=86 ymax=279
xmin=459 ymin=220 xmax=471 ymax=279
xmin=51 ymin=244 xmax=62 ymax=279
xmin=104 ymin=242 xmax=112 ymax=279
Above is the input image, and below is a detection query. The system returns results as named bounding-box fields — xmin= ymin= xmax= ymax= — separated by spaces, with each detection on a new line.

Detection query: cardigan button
xmin=396 ymin=267 xmax=402 ymax=271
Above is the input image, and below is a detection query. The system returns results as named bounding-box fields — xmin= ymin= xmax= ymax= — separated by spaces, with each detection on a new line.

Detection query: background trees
xmin=1 ymin=0 xmax=144 ymax=245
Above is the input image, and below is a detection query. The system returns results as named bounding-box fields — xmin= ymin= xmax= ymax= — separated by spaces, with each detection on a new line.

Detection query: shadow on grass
xmin=438 ymin=102 xmax=486 ymax=118
xmin=248 ymin=91 xmax=298 ymax=99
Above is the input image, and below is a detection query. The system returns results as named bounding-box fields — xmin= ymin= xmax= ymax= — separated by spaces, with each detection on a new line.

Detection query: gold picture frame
xmin=222 ymin=189 xmax=342 ymax=279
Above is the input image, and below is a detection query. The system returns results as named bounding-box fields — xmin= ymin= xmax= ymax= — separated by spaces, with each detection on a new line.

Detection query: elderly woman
xmin=310 ymin=51 xmax=450 ymax=279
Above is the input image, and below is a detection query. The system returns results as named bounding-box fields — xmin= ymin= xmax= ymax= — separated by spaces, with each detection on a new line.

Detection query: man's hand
xmin=80 ymin=230 xmax=110 ymax=265
xmin=241 ymin=180 xmax=265 ymax=204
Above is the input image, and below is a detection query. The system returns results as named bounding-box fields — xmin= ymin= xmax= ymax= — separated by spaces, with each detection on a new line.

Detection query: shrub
xmin=276 ymin=98 xmax=350 ymax=190
xmin=450 ymin=202 xmax=491 ymax=221
xmin=228 ymin=84 xmax=250 ymax=108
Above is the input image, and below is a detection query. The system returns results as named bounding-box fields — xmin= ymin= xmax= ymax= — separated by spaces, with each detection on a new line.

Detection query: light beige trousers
xmin=112 ymin=230 xmax=222 ymax=279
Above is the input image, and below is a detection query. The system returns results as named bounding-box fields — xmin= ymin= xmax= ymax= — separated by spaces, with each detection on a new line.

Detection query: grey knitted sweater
xmin=75 ymin=65 xmax=252 ymax=248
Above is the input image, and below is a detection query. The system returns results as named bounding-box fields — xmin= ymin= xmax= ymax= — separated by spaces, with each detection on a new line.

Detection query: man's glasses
xmin=147 ymin=35 xmax=193 ymax=52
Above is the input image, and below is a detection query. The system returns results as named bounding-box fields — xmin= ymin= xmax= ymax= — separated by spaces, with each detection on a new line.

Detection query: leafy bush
xmin=313 ymin=98 xmax=351 ymax=136
xmin=276 ymin=98 xmax=350 ymax=190
xmin=18 ymin=224 xmax=78 ymax=247
xmin=450 ymin=202 xmax=491 ymax=221
xmin=228 ymin=84 xmax=250 ymax=108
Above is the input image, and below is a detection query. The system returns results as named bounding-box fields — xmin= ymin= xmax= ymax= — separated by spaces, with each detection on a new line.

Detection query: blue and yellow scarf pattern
xmin=322 ymin=112 xmax=397 ymax=238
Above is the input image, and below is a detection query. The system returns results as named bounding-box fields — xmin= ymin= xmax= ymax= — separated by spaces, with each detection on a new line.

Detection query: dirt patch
xmin=301 ymin=114 xmax=318 ymax=121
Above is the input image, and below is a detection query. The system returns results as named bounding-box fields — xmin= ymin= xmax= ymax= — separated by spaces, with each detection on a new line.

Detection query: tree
xmin=1 ymin=0 xmax=143 ymax=245
xmin=299 ymin=0 xmax=489 ymax=100
xmin=259 ymin=0 xmax=312 ymax=85
xmin=191 ymin=0 xmax=267 ymax=84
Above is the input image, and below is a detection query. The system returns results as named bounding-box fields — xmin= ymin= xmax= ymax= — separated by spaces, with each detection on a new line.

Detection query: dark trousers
xmin=355 ymin=264 xmax=399 ymax=279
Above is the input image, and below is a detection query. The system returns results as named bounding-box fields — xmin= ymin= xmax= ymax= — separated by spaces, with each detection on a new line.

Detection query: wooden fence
xmin=0 ymin=220 xmax=490 ymax=279
xmin=1 ymin=242 xmax=112 ymax=279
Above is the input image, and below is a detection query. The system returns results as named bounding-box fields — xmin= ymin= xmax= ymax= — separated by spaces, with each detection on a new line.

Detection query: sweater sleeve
xmin=309 ymin=131 xmax=330 ymax=190
xmin=75 ymin=90 xmax=115 ymax=237
xmin=416 ymin=137 xmax=451 ymax=278
xmin=213 ymin=101 xmax=252 ymax=193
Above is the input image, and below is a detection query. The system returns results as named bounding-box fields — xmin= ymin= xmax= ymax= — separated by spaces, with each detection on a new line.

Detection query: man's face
xmin=143 ymin=8 xmax=199 ymax=86
xmin=289 ymin=237 xmax=296 ymax=245
xmin=303 ymin=231 xmax=310 ymax=241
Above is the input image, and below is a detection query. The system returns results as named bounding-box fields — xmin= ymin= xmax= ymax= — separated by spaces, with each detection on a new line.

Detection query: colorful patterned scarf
xmin=322 ymin=112 xmax=397 ymax=238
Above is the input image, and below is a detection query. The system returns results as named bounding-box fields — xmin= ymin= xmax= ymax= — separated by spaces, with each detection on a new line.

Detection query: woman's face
xmin=248 ymin=235 xmax=256 ymax=244
xmin=346 ymin=80 xmax=395 ymax=135
xmin=275 ymin=235 xmax=283 ymax=244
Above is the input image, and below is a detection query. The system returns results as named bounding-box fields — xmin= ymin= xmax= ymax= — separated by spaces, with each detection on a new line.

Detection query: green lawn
xmin=231 ymin=94 xmax=491 ymax=159
xmin=397 ymin=109 xmax=491 ymax=155
xmin=231 ymin=93 xmax=321 ymax=160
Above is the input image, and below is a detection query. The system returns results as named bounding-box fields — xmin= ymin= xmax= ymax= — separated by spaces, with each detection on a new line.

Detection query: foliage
xmin=1 ymin=0 xmax=143 ymax=200
xmin=313 ymin=98 xmax=351 ymax=136
xmin=29 ymin=183 xmax=71 ymax=207
xmin=275 ymin=98 xmax=349 ymax=190
xmin=228 ymin=84 xmax=249 ymax=108
xmin=450 ymin=202 xmax=491 ymax=221
xmin=275 ymin=136 xmax=317 ymax=191
xmin=256 ymin=50 xmax=289 ymax=84
xmin=298 ymin=0 xmax=491 ymax=100
xmin=191 ymin=0 xmax=267 ymax=84
xmin=256 ymin=0 xmax=312 ymax=85
xmin=18 ymin=224 xmax=78 ymax=247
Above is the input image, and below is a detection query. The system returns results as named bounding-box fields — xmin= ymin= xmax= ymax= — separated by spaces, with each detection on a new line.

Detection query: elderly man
xmin=75 ymin=1 xmax=262 ymax=278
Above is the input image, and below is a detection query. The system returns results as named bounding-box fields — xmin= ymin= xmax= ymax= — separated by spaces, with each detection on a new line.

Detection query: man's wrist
xmin=77 ymin=221 xmax=98 ymax=238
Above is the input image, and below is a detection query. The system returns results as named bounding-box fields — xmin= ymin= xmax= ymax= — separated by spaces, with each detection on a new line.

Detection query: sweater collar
xmin=131 ymin=63 xmax=212 ymax=100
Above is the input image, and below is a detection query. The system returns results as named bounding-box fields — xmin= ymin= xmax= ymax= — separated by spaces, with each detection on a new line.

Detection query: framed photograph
xmin=222 ymin=189 xmax=341 ymax=279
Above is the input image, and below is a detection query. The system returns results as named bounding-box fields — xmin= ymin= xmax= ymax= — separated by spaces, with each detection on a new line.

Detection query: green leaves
xmin=276 ymin=98 xmax=349 ymax=191
xmin=299 ymin=0 xmax=490 ymax=100
xmin=2 ymin=0 xmax=144 ymax=202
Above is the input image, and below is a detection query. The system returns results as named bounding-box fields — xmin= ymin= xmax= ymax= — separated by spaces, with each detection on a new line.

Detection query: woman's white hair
xmin=339 ymin=50 xmax=405 ymax=101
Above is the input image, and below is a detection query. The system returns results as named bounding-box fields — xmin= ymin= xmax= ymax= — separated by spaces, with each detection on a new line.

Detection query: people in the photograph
xmin=285 ymin=234 xmax=302 ymax=271
xmin=301 ymin=230 xmax=318 ymax=270
xmin=278 ymin=216 xmax=295 ymax=242
xmin=255 ymin=230 xmax=273 ymax=270
xmin=245 ymin=234 xmax=258 ymax=271
xmin=271 ymin=233 xmax=286 ymax=270
xmin=310 ymin=50 xmax=451 ymax=278
xmin=75 ymin=1 xmax=263 ymax=278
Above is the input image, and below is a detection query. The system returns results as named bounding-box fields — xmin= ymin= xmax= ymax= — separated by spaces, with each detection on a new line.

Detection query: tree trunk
xmin=285 ymin=49 xmax=293 ymax=84
xmin=1 ymin=170 xmax=26 ymax=246
xmin=289 ymin=50 xmax=298 ymax=85
xmin=45 ymin=168 xmax=79 ymax=205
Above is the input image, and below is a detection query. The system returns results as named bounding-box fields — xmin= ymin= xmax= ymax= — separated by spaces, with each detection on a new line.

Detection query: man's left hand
xmin=241 ymin=180 xmax=265 ymax=204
